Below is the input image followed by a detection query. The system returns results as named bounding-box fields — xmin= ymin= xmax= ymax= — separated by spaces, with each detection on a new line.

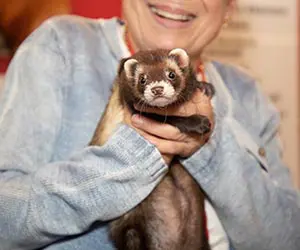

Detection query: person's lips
xmin=147 ymin=3 xmax=197 ymax=28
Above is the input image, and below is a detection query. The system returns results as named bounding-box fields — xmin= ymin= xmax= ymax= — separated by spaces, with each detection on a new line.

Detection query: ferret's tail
xmin=110 ymin=213 xmax=149 ymax=250
xmin=124 ymin=228 xmax=147 ymax=250
xmin=111 ymin=226 xmax=148 ymax=250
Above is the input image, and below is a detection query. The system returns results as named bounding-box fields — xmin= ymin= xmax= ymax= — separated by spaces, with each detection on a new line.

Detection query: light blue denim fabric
xmin=0 ymin=16 xmax=299 ymax=250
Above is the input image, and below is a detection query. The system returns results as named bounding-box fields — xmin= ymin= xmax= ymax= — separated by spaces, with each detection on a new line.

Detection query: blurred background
xmin=0 ymin=0 xmax=299 ymax=188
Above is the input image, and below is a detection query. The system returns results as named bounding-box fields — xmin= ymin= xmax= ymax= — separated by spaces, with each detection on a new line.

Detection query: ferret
xmin=90 ymin=48 xmax=215 ymax=250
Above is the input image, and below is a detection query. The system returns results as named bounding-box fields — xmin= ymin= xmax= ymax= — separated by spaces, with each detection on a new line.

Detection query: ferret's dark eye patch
xmin=139 ymin=74 xmax=147 ymax=85
xmin=168 ymin=71 xmax=176 ymax=80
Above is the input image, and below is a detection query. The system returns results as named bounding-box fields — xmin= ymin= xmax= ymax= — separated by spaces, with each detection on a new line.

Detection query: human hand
xmin=130 ymin=88 xmax=214 ymax=165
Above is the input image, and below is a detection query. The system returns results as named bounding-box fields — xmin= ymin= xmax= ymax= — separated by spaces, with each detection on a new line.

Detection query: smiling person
xmin=0 ymin=0 xmax=300 ymax=250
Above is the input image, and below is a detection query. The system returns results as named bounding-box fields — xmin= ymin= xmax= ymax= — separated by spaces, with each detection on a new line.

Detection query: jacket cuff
xmin=179 ymin=116 xmax=231 ymax=182
xmin=96 ymin=123 xmax=168 ymax=182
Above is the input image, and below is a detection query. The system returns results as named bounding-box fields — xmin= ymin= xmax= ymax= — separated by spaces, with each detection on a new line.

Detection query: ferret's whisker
xmin=163 ymin=109 xmax=168 ymax=124
xmin=138 ymin=99 xmax=146 ymax=112
xmin=175 ymin=94 xmax=189 ymax=115
xmin=178 ymin=94 xmax=188 ymax=104
xmin=137 ymin=99 xmax=143 ymax=107
xmin=140 ymin=101 xmax=148 ymax=115
xmin=139 ymin=102 xmax=144 ymax=116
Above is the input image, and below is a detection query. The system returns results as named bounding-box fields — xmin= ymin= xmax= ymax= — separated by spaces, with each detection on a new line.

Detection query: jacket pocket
xmin=227 ymin=118 xmax=269 ymax=172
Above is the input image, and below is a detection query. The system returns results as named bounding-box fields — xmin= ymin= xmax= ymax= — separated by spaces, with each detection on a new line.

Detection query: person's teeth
xmin=150 ymin=6 xmax=194 ymax=21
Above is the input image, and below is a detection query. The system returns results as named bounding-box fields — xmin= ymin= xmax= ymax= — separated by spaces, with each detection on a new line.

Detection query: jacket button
xmin=258 ymin=147 xmax=266 ymax=157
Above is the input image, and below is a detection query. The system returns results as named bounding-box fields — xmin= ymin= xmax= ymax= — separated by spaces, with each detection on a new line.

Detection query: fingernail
xmin=132 ymin=114 xmax=143 ymax=125
xmin=179 ymin=106 xmax=187 ymax=114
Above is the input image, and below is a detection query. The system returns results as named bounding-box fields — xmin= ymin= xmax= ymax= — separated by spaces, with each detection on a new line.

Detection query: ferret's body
xmin=90 ymin=48 xmax=214 ymax=250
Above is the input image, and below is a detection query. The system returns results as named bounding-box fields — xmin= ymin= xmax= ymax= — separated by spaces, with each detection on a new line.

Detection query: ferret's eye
xmin=168 ymin=71 xmax=176 ymax=80
xmin=139 ymin=75 xmax=147 ymax=85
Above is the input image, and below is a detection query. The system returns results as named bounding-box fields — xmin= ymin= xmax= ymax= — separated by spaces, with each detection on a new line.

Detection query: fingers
xmin=131 ymin=114 xmax=188 ymax=141
xmin=136 ymin=128 xmax=197 ymax=158
xmin=129 ymin=87 xmax=214 ymax=159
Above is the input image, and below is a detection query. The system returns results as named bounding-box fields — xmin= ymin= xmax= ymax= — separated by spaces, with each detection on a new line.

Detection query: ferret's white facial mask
xmin=143 ymin=80 xmax=176 ymax=107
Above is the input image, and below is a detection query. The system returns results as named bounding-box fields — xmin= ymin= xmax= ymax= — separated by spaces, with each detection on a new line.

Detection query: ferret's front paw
xmin=193 ymin=115 xmax=212 ymax=135
xmin=173 ymin=115 xmax=211 ymax=135
xmin=198 ymin=117 xmax=212 ymax=135
xmin=199 ymin=82 xmax=215 ymax=98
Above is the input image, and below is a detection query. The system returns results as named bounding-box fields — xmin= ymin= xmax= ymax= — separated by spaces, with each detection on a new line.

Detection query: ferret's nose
xmin=151 ymin=86 xmax=164 ymax=96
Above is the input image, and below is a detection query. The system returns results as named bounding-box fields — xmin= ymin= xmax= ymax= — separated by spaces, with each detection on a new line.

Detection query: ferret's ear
xmin=117 ymin=58 xmax=138 ymax=79
xmin=168 ymin=48 xmax=189 ymax=69
xmin=117 ymin=58 xmax=128 ymax=76
xmin=124 ymin=59 xmax=138 ymax=79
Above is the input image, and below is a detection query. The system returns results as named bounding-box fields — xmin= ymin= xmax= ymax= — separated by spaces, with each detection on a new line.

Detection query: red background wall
xmin=0 ymin=0 xmax=122 ymax=73
xmin=72 ymin=0 xmax=122 ymax=18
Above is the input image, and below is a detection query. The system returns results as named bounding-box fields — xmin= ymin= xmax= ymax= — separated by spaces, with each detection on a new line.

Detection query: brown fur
xmin=90 ymin=49 xmax=214 ymax=250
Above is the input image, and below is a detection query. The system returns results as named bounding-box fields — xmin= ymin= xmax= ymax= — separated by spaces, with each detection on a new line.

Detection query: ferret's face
xmin=127 ymin=61 xmax=185 ymax=107
xmin=121 ymin=48 xmax=190 ymax=107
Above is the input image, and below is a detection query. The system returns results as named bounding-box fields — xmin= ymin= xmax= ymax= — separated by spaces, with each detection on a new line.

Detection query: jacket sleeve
xmin=181 ymin=80 xmax=300 ymax=250
xmin=0 ymin=19 xmax=167 ymax=250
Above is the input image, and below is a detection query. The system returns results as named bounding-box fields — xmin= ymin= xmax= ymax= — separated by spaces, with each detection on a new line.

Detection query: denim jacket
xmin=0 ymin=16 xmax=299 ymax=250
